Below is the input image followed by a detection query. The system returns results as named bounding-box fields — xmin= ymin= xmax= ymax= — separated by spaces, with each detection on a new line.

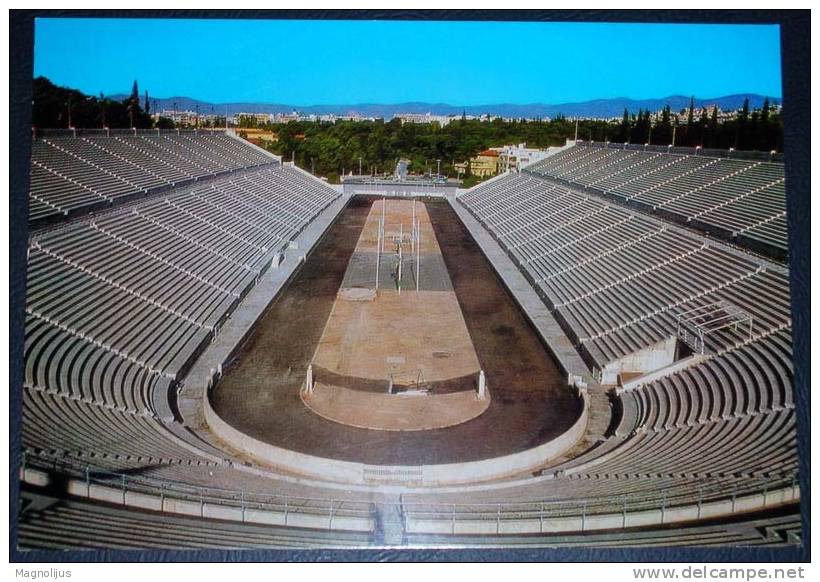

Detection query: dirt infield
xmin=313 ymin=199 xmax=480 ymax=385
xmin=304 ymin=199 xmax=486 ymax=431
xmin=211 ymin=196 xmax=582 ymax=465
xmin=302 ymin=384 xmax=490 ymax=432
xmin=313 ymin=290 xmax=481 ymax=383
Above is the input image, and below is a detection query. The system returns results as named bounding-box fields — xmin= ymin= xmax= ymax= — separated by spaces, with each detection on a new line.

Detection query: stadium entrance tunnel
xmin=205 ymin=195 xmax=586 ymax=486
xmin=598 ymin=336 xmax=699 ymax=387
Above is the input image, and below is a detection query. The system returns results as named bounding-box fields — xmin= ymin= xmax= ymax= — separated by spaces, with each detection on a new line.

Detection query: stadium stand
xmin=16 ymin=131 xmax=800 ymax=550
xmin=28 ymin=131 xmax=274 ymax=225
xmin=22 ymin=142 xmax=341 ymax=476
xmin=526 ymin=142 xmax=788 ymax=259
xmin=448 ymin=167 xmax=797 ymax=538
xmin=458 ymin=173 xmax=791 ymax=372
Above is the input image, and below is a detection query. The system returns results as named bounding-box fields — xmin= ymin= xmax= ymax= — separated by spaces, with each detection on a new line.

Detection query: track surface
xmin=212 ymin=196 xmax=582 ymax=465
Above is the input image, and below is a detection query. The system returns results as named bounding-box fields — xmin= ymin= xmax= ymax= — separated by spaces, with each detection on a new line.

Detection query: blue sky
xmin=34 ymin=18 xmax=782 ymax=105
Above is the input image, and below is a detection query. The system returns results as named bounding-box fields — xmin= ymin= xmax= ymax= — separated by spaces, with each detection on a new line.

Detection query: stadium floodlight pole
xmin=437 ymin=159 xmax=441 ymax=177
xmin=574 ymin=119 xmax=579 ymax=142
xmin=416 ymin=218 xmax=421 ymax=292
xmin=411 ymin=200 xmax=416 ymax=253
xmin=672 ymin=125 xmax=677 ymax=147
xmin=359 ymin=157 xmax=362 ymax=176
xmin=398 ymin=223 xmax=403 ymax=295
xmin=375 ymin=218 xmax=381 ymax=290
xmin=381 ymin=200 xmax=387 ymax=254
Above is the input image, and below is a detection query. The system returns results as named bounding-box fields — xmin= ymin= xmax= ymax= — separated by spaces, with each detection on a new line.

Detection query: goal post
xmin=376 ymin=199 xmax=424 ymax=294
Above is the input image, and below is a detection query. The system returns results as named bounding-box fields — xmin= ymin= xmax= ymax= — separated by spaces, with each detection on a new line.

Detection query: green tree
xmin=127 ymin=80 xmax=139 ymax=127
xmin=656 ymin=105 xmax=672 ymax=145
xmin=734 ymin=97 xmax=750 ymax=149
xmin=707 ymin=107 xmax=718 ymax=148
xmin=687 ymin=96 xmax=695 ymax=128
xmin=619 ymin=108 xmax=631 ymax=142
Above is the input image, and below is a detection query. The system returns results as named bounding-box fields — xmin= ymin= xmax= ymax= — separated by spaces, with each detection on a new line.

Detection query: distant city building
xmin=455 ymin=149 xmax=500 ymax=178
xmin=266 ymin=111 xmax=379 ymax=124
xmin=154 ymin=109 xmax=198 ymax=126
xmin=394 ymin=112 xmax=454 ymax=126
xmin=327 ymin=113 xmax=379 ymax=122
xmin=494 ymin=143 xmax=556 ymax=171
xmin=234 ymin=112 xmax=274 ymax=125
xmin=270 ymin=111 xmax=302 ymax=124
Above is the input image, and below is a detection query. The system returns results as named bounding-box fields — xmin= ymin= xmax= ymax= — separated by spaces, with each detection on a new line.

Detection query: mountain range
xmin=113 ymin=94 xmax=779 ymax=120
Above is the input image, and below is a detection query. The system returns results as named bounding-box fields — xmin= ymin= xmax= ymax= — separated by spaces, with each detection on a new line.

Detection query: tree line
xmin=266 ymin=115 xmax=614 ymax=183
xmin=612 ymin=97 xmax=782 ymax=152
xmin=32 ymin=77 xmax=155 ymax=129
xmin=263 ymin=99 xmax=782 ymax=184
xmin=31 ymin=77 xmax=783 ymax=184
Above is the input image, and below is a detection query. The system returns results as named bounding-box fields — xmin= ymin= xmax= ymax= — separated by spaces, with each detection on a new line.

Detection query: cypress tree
xmin=740 ymin=97 xmax=750 ymax=121
xmin=735 ymin=98 xmax=749 ymax=149
xmin=127 ymin=80 xmax=139 ymax=128
xmin=760 ymin=98 xmax=772 ymax=151
xmin=697 ymin=107 xmax=709 ymax=147
xmin=687 ymin=96 xmax=695 ymax=128
xmin=658 ymin=105 xmax=672 ymax=145
xmin=750 ymin=110 xmax=760 ymax=150
xmin=620 ymin=107 xmax=630 ymax=142
xmin=708 ymin=107 xmax=718 ymax=148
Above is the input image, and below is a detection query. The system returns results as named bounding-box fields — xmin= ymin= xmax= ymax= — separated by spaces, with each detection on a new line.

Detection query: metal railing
xmin=21 ymin=453 xmax=374 ymax=526
xmin=20 ymin=453 xmax=798 ymax=534
xmin=401 ymin=473 xmax=799 ymax=532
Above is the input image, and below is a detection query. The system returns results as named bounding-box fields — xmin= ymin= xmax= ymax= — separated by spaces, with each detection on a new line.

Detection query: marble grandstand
xmin=28 ymin=130 xmax=274 ymax=224
xmin=16 ymin=132 xmax=800 ymax=550
xmin=526 ymin=142 xmax=788 ymax=259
